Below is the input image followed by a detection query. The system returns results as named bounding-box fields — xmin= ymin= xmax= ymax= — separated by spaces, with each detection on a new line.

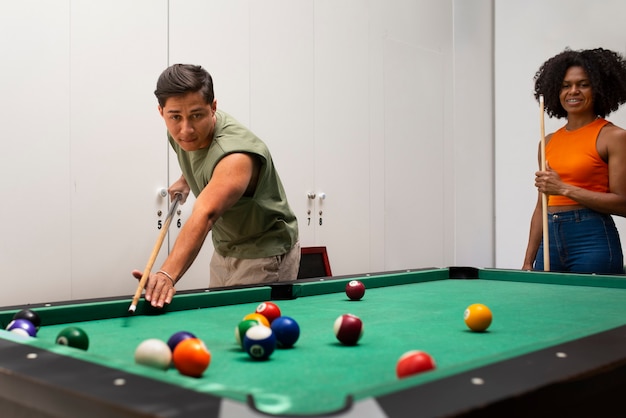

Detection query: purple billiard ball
xmin=167 ymin=331 xmax=196 ymax=352
xmin=6 ymin=319 xmax=37 ymax=337
xmin=271 ymin=316 xmax=300 ymax=348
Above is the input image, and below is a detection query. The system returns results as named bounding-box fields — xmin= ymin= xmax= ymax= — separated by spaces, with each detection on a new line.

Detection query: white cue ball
xmin=134 ymin=338 xmax=172 ymax=370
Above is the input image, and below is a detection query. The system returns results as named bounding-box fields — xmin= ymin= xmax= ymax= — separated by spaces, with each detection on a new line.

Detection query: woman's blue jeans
xmin=534 ymin=209 xmax=624 ymax=274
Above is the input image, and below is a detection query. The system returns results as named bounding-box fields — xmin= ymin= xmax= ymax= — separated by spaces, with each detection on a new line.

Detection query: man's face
xmin=158 ymin=91 xmax=217 ymax=151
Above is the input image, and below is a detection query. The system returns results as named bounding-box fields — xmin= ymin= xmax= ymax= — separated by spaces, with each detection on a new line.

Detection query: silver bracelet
xmin=156 ymin=270 xmax=176 ymax=286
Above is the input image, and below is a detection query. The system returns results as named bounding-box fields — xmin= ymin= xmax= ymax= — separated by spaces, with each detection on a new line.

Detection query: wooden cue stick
xmin=539 ymin=95 xmax=550 ymax=271
xmin=128 ymin=193 xmax=183 ymax=313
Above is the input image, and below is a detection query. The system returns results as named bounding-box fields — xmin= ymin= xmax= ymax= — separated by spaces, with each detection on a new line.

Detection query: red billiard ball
xmin=172 ymin=338 xmax=211 ymax=377
xmin=345 ymin=280 xmax=366 ymax=300
xmin=271 ymin=316 xmax=300 ymax=348
xmin=464 ymin=303 xmax=492 ymax=332
xmin=255 ymin=302 xmax=281 ymax=324
xmin=396 ymin=350 xmax=436 ymax=378
xmin=333 ymin=314 xmax=363 ymax=345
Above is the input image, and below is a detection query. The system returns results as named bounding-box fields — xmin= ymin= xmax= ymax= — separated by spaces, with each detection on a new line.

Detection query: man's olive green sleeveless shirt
xmin=168 ymin=110 xmax=298 ymax=258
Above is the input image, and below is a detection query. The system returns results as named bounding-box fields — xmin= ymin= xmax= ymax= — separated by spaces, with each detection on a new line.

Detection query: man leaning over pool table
xmin=132 ymin=64 xmax=300 ymax=308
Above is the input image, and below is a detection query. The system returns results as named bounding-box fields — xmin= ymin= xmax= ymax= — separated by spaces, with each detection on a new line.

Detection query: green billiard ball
xmin=235 ymin=319 xmax=260 ymax=348
xmin=56 ymin=327 xmax=89 ymax=350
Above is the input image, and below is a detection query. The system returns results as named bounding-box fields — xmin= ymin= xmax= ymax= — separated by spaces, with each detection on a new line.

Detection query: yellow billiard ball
xmin=243 ymin=313 xmax=270 ymax=328
xmin=464 ymin=303 xmax=492 ymax=332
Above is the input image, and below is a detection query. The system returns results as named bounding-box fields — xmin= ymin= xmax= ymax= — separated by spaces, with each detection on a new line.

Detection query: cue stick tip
xmin=128 ymin=304 xmax=137 ymax=313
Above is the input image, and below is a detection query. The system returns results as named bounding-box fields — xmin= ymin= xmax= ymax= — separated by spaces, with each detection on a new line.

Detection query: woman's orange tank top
xmin=546 ymin=118 xmax=609 ymax=206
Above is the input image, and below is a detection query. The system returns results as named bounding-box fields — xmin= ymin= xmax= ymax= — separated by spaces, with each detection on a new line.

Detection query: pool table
xmin=2 ymin=267 xmax=626 ymax=417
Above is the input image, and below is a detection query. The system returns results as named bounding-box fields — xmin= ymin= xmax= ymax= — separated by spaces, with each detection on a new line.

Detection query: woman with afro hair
xmin=523 ymin=48 xmax=626 ymax=274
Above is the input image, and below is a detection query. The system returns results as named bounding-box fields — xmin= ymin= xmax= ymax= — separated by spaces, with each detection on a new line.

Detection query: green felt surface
xmin=3 ymin=269 xmax=626 ymax=415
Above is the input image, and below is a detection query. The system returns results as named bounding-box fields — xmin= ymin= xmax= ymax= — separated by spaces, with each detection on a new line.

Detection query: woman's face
xmin=560 ymin=66 xmax=594 ymax=117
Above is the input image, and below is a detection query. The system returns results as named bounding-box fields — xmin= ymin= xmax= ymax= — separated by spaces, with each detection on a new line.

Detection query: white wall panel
xmin=0 ymin=1 xmax=71 ymax=305
xmin=249 ymin=1 xmax=316 ymax=247
xmin=384 ymin=43 xmax=445 ymax=270
xmin=452 ymin=0 xmax=494 ymax=268
xmin=69 ymin=0 xmax=168 ymax=299
xmin=312 ymin=0 xmax=372 ymax=275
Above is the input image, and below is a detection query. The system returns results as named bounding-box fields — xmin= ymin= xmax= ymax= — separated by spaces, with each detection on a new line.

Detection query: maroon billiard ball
xmin=396 ymin=350 xmax=436 ymax=378
xmin=333 ymin=313 xmax=363 ymax=345
xmin=345 ymin=280 xmax=366 ymax=300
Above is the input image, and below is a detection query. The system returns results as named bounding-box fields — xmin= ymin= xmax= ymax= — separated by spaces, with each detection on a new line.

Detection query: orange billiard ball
xmin=172 ymin=338 xmax=211 ymax=377
xmin=464 ymin=303 xmax=492 ymax=332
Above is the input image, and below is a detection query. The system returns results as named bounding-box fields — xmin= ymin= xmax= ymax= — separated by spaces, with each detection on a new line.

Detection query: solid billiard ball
xmin=345 ymin=280 xmax=366 ymax=301
xmin=172 ymin=338 xmax=211 ymax=377
xmin=243 ymin=312 xmax=270 ymax=328
xmin=333 ymin=314 xmax=363 ymax=346
xmin=464 ymin=303 xmax=493 ymax=332
xmin=6 ymin=319 xmax=37 ymax=337
xmin=134 ymin=338 xmax=172 ymax=370
xmin=243 ymin=325 xmax=276 ymax=360
xmin=235 ymin=319 xmax=261 ymax=348
xmin=271 ymin=316 xmax=300 ymax=348
xmin=12 ymin=309 xmax=41 ymax=328
xmin=167 ymin=330 xmax=196 ymax=352
xmin=55 ymin=326 xmax=89 ymax=350
xmin=255 ymin=301 xmax=281 ymax=324
xmin=396 ymin=350 xmax=436 ymax=378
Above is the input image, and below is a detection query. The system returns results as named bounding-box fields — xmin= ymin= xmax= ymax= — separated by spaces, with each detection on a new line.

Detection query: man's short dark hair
xmin=154 ymin=64 xmax=214 ymax=107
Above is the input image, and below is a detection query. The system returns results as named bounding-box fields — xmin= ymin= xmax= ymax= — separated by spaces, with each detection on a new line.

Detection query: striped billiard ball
xmin=6 ymin=319 xmax=37 ymax=337
xmin=235 ymin=319 xmax=261 ymax=348
xmin=243 ymin=325 xmax=276 ymax=360
xmin=334 ymin=314 xmax=363 ymax=345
